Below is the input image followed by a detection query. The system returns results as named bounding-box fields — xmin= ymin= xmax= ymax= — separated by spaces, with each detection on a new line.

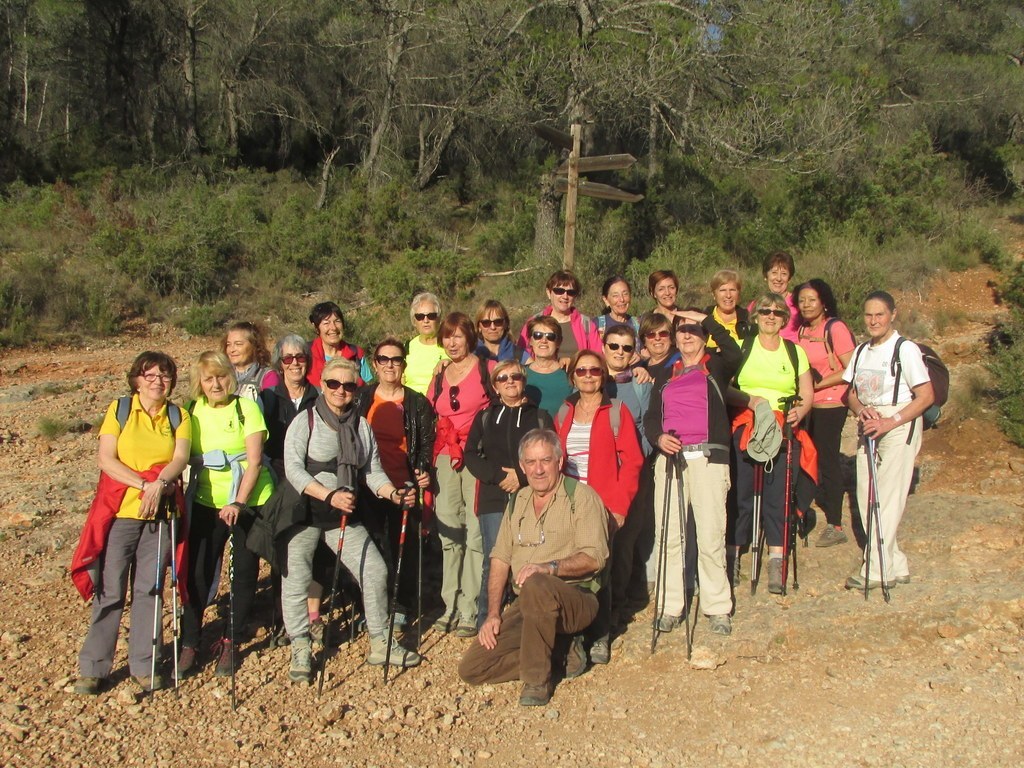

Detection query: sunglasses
xmin=531 ymin=331 xmax=558 ymax=342
xmin=479 ymin=318 xmax=506 ymax=328
xmin=550 ymin=287 xmax=579 ymax=297
xmin=449 ymin=385 xmax=460 ymax=412
xmin=414 ymin=312 xmax=439 ymax=322
xmin=281 ymin=354 xmax=308 ymax=365
xmin=574 ymin=366 xmax=603 ymax=378
xmin=375 ymin=355 xmax=405 ymax=366
xmin=494 ymin=372 xmax=526 ymax=384
xmin=323 ymin=379 xmax=358 ymax=393
xmin=644 ymin=330 xmax=671 ymax=340
xmin=605 ymin=342 xmax=635 ymax=353
xmin=757 ymin=308 xmax=788 ymax=318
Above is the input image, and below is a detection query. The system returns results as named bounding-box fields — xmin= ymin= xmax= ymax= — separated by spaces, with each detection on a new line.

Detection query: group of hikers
xmin=70 ymin=251 xmax=937 ymax=707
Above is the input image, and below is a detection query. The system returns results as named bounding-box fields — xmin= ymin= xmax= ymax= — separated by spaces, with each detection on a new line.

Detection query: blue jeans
xmin=476 ymin=512 xmax=506 ymax=628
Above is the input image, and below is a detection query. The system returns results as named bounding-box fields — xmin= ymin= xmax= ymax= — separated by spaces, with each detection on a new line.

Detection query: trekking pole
xmin=750 ymin=463 xmax=764 ymax=596
xmin=384 ymin=482 xmax=416 ymax=683
xmin=227 ymin=523 xmax=237 ymax=711
xmin=149 ymin=512 xmax=165 ymax=691
xmin=673 ymin=451 xmax=692 ymax=661
xmin=778 ymin=395 xmax=802 ymax=596
xmin=650 ymin=456 xmax=674 ymax=655
xmin=864 ymin=437 xmax=891 ymax=603
xmin=318 ymin=489 xmax=351 ymax=697
xmin=416 ymin=488 xmax=425 ymax=652
xmin=165 ymin=495 xmax=181 ymax=692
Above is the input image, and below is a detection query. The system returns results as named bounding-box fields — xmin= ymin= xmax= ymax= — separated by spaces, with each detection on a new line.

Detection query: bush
xmin=990 ymin=311 xmax=1024 ymax=447
xmin=37 ymin=417 xmax=69 ymax=440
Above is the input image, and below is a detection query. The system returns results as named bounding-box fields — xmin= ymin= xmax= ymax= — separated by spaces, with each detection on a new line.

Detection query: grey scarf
xmin=314 ymin=394 xmax=360 ymax=492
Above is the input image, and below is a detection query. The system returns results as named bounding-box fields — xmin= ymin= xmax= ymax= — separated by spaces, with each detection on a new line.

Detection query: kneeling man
xmin=458 ymin=428 xmax=609 ymax=706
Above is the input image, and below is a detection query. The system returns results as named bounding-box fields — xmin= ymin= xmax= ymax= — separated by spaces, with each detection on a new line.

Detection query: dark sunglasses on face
xmin=494 ymin=372 xmax=526 ymax=384
xmin=375 ymin=355 xmax=405 ymax=366
xmin=281 ymin=354 xmax=308 ymax=365
xmin=605 ymin=342 xmax=635 ymax=353
xmin=323 ymin=379 xmax=358 ymax=393
xmin=531 ymin=331 xmax=558 ymax=342
xmin=574 ymin=366 xmax=603 ymax=378
xmin=414 ymin=312 xmax=439 ymax=321
xmin=758 ymin=308 xmax=787 ymax=318
xmin=645 ymin=330 xmax=670 ymax=340
xmin=550 ymin=287 xmax=579 ymax=297
xmin=479 ymin=318 xmax=506 ymax=328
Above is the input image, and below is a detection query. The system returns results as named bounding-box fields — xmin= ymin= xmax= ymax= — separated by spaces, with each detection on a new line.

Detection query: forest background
xmin=1 ymin=0 xmax=1024 ymax=434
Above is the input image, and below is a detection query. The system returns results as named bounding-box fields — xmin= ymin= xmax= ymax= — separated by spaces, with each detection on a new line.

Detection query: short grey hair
xmin=272 ymin=334 xmax=311 ymax=372
xmin=322 ymin=357 xmax=359 ymax=381
xmin=517 ymin=428 xmax=563 ymax=464
xmin=410 ymin=292 xmax=441 ymax=325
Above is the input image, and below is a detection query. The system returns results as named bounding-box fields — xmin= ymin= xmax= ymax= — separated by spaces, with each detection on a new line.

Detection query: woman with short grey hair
xmin=404 ymin=291 xmax=448 ymax=395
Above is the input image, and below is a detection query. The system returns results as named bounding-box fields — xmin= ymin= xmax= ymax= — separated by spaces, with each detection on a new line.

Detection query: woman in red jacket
xmin=553 ymin=350 xmax=643 ymax=665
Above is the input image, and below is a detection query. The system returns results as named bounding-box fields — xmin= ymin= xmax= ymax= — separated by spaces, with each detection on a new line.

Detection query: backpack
xmin=851 ymin=337 xmax=948 ymax=429
xmin=556 ymin=400 xmax=622 ymax=440
xmin=431 ymin=357 xmax=497 ymax=409
xmin=115 ymin=396 xmax=184 ymax=435
xmin=736 ymin=335 xmax=801 ymax=400
xmin=187 ymin=395 xmax=246 ymax=427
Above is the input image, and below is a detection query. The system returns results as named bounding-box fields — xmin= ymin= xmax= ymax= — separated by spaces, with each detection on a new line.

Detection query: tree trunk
xmin=533 ymin=174 xmax=562 ymax=263
xmin=415 ymin=110 xmax=457 ymax=190
xmin=182 ymin=1 xmax=201 ymax=156
xmin=363 ymin=13 xmax=409 ymax=182
xmin=316 ymin=145 xmax=341 ymax=211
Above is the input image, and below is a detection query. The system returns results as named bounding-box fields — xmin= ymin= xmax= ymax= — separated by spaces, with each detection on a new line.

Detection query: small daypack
xmin=115 ymin=396 xmax=184 ymax=434
xmin=851 ymin=337 xmax=948 ymax=429
xmin=736 ymin=335 xmax=801 ymax=396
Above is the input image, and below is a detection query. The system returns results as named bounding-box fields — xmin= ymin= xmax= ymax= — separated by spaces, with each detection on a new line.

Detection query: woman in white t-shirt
xmin=843 ymin=291 xmax=934 ymax=591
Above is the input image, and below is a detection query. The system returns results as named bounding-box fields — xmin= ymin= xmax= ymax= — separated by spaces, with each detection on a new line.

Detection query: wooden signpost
xmin=534 ymin=123 xmax=643 ymax=270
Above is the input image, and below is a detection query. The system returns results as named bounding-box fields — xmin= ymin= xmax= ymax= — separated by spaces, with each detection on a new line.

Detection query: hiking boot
xmin=844 ymin=572 xmax=895 ymax=591
xmin=656 ymin=614 xmax=681 ymax=633
xmin=289 ymin=637 xmax=313 ymax=684
xmin=367 ymin=635 xmax=422 ymax=667
xmin=74 ymin=676 xmax=104 ymax=696
xmin=212 ymin=638 xmax=235 ymax=678
xmin=309 ymin=618 xmax=325 ymax=649
xmin=589 ymin=637 xmax=611 ymax=665
xmin=177 ymin=646 xmax=197 ymax=678
xmin=564 ymin=635 xmax=588 ymax=679
xmin=270 ymin=624 xmax=291 ymax=648
xmin=709 ymin=615 xmax=732 ymax=636
xmin=519 ymin=681 xmax=552 ymax=707
xmin=454 ymin=619 xmax=478 ymax=639
xmin=131 ymin=674 xmax=166 ymax=693
xmin=895 ymin=574 xmax=911 ymax=585
xmin=432 ymin=614 xmax=457 ymax=634
xmin=767 ymin=558 xmax=784 ymax=594
xmin=815 ymin=526 xmax=848 ymax=548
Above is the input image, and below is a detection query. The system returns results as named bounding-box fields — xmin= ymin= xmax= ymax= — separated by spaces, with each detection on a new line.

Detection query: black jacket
xmin=645 ymin=315 xmax=741 ymax=465
xmin=703 ymin=305 xmax=752 ymax=345
xmin=464 ymin=401 xmax=551 ymax=516
xmin=355 ymin=383 xmax=436 ymax=476
xmin=259 ymin=383 xmax=319 ymax=474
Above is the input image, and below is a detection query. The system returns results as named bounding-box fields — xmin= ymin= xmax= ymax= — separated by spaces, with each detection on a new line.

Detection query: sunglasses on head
xmin=479 ymin=318 xmax=506 ymax=328
xmin=322 ymin=379 xmax=358 ymax=393
xmin=375 ymin=355 xmax=405 ymax=366
xmin=281 ymin=354 xmax=308 ymax=365
xmin=645 ymin=330 xmax=670 ymax=340
xmin=574 ymin=366 xmax=603 ymax=378
xmin=550 ymin=287 xmax=579 ymax=297
xmin=531 ymin=331 xmax=558 ymax=342
xmin=494 ymin=372 xmax=526 ymax=384
xmin=757 ymin=308 xmax=787 ymax=318
xmin=605 ymin=342 xmax=635 ymax=353
xmin=414 ymin=312 xmax=439 ymax=322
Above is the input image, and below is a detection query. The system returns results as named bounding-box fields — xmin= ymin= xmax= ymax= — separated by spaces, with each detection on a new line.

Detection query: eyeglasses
xmin=494 ymin=373 xmax=526 ymax=384
xmin=644 ymin=330 xmax=670 ymax=340
xmin=757 ymin=308 xmax=787 ymax=318
xmin=448 ymin=385 xmax=461 ymax=412
xmin=141 ymin=372 xmax=173 ymax=383
xmin=531 ymin=331 xmax=558 ymax=342
xmin=281 ymin=354 xmax=308 ymax=365
xmin=517 ymin=515 xmax=546 ymax=547
xmin=414 ymin=312 xmax=439 ymax=322
xmin=605 ymin=342 xmax=635 ymax=353
xmin=323 ymin=379 xmax=358 ymax=393
xmin=574 ymin=366 xmax=603 ymax=378
xmin=375 ymin=355 xmax=405 ymax=366
xmin=550 ymin=287 xmax=579 ymax=297
xmin=479 ymin=318 xmax=506 ymax=328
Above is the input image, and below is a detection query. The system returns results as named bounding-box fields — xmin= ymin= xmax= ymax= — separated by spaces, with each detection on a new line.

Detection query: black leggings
xmin=807 ymin=406 xmax=848 ymax=527
xmin=181 ymin=503 xmax=261 ymax=647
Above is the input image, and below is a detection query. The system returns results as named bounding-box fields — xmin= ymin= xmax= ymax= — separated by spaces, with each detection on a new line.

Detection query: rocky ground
xmin=1 ymin=260 xmax=1023 ymax=767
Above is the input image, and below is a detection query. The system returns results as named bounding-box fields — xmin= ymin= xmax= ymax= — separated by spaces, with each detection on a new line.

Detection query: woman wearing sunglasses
xmin=357 ymin=337 xmax=435 ymax=629
xmin=728 ymin=293 xmax=815 ymax=595
xmin=464 ymin=360 xmax=550 ymax=627
xmin=404 ymin=292 xmax=449 ymax=395
xmin=306 ymin=301 xmax=373 ymax=388
xmin=430 ymin=313 xmax=497 ymax=637
xmin=639 ymin=313 xmax=681 ymax=386
xmin=517 ymin=270 xmax=602 ymax=363
xmin=746 ymin=252 xmax=801 ymax=342
xmin=281 ymin=357 xmax=421 ymax=683
xmin=524 ymin=316 xmax=573 ymax=420
xmin=221 ymin=320 xmax=275 ymax=400
xmin=553 ymin=350 xmax=643 ymax=665
xmin=474 ymin=300 xmax=517 ymax=362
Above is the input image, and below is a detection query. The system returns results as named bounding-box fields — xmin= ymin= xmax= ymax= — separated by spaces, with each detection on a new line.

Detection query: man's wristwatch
xmin=548 ymin=560 xmax=559 ymax=576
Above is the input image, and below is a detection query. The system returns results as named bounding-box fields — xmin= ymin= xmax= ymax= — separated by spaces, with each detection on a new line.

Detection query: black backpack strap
xmin=234 ymin=395 xmax=246 ymax=427
xmin=167 ymin=403 xmax=182 ymax=434
xmin=734 ymin=334 xmax=756 ymax=384
xmin=783 ymin=338 xmax=800 ymax=395
xmin=890 ymin=337 xmax=906 ymax=407
xmin=115 ymin=396 xmax=133 ymax=431
xmin=478 ymin=356 xmax=497 ymax=404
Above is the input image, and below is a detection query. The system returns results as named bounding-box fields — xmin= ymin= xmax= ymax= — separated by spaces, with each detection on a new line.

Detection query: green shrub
xmin=38 ymin=417 xmax=69 ymax=440
xmin=991 ymin=311 xmax=1024 ymax=447
xmin=177 ymin=303 xmax=233 ymax=337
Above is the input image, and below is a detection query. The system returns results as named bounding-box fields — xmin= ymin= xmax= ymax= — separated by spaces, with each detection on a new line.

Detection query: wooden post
xmin=562 ymin=123 xmax=581 ymax=270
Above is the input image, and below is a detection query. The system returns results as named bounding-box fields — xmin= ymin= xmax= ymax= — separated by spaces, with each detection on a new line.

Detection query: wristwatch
xmin=548 ymin=560 xmax=559 ymax=576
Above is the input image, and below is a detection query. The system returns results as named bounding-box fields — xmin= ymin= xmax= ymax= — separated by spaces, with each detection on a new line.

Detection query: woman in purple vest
xmin=644 ymin=310 xmax=741 ymax=636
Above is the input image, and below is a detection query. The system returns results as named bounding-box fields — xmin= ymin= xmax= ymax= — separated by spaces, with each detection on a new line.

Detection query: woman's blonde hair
xmin=190 ymin=351 xmax=237 ymax=401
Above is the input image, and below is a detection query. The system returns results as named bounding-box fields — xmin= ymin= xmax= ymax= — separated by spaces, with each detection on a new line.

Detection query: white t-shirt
xmin=564 ymin=421 xmax=592 ymax=482
xmin=843 ymin=333 xmax=930 ymax=407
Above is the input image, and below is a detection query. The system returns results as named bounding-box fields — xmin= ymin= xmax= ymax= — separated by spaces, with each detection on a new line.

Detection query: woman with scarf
xmin=281 ymin=357 xmax=421 ymax=684
xmin=475 ymin=300 xmax=517 ymax=362
xmin=222 ymin=320 xmax=274 ymax=400
xmin=306 ymin=301 xmax=373 ymax=387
